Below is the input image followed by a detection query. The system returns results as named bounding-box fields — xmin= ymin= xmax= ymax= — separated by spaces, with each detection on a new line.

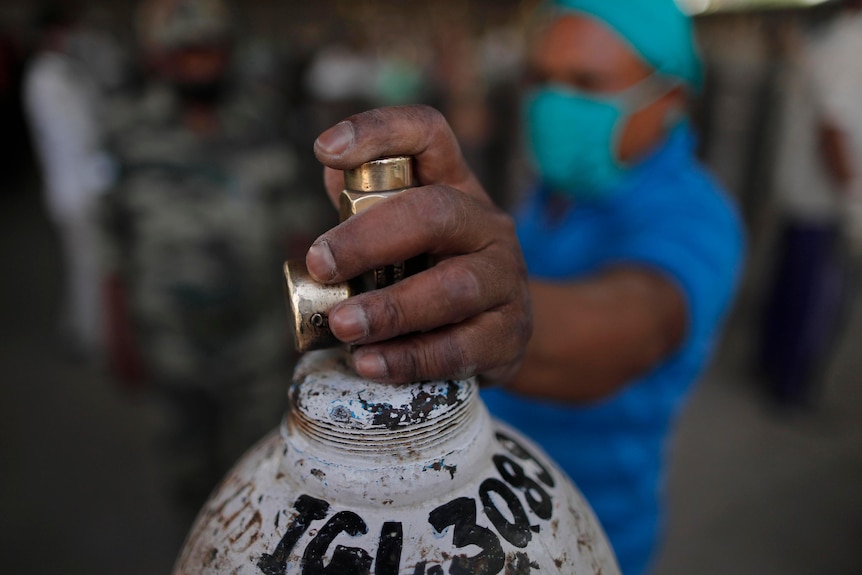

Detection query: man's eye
xmin=565 ymin=72 xmax=601 ymax=92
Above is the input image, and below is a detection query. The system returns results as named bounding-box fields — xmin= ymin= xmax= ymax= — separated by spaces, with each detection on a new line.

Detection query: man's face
xmin=527 ymin=14 xmax=684 ymax=164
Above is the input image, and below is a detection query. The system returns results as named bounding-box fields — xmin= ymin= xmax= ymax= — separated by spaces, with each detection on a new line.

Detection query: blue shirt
xmin=482 ymin=124 xmax=744 ymax=575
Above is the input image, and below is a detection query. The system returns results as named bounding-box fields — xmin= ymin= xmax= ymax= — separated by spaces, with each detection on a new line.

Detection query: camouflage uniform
xmin=102 ymin=80 xmax=331 ymax=515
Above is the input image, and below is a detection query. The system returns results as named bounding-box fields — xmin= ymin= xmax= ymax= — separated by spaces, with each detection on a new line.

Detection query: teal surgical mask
xmin=524 ymin=74 xmax=678 ymax=200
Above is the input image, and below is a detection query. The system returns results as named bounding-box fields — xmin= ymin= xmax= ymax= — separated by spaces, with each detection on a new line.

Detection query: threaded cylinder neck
xmin=287 ymin=350 xmax=479 ymax=459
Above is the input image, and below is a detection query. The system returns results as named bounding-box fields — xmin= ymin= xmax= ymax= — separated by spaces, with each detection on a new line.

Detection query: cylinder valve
xmin=284 ymin=156 xmax=417 ymax=352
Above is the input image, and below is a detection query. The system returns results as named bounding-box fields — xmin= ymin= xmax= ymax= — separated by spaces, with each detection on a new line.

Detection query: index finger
xmin=314 ymin=106 xmax=489 ymax=205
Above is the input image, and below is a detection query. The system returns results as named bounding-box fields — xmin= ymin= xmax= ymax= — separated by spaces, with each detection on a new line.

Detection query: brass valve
xmin=284 ymin=156 xmax=417 ymax=352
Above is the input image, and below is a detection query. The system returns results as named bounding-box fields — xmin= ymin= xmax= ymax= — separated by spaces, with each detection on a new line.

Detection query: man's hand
xmin=307 ymin=105 xmax=531 ymax=387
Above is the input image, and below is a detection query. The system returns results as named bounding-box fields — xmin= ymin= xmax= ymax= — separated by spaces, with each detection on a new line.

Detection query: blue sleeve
xmin=605 ymin=178 xmax=746 ymax=351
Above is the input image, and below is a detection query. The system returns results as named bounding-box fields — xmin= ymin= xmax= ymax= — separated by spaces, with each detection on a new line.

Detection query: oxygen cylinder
xmin=172 ymin=158 xmax=620 ymax=575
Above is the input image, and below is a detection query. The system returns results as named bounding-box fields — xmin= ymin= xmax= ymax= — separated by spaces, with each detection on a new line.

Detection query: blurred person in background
xmin=101 ymin=0 xmax=330 ymax=524
xmin=22 ymin=2 xmax=119 ymax=362
xmin=477 ymin=2 xmax=745 ymax=572
xmin=308 ymin=2 xmax=743 ymax=574
xmin=760 ymin=0 xmax=862 ymax=407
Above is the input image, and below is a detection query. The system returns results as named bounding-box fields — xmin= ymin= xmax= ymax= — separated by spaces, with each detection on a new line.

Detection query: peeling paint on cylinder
xmin=173 ymin=349 xmax=620 ymax=575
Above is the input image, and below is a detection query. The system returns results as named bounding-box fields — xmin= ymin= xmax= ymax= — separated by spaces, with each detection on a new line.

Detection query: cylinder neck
xmin=288 ymin=350 xmax=478 ymax=458
xmin=281 ymin=350 xmax=492 ymax=507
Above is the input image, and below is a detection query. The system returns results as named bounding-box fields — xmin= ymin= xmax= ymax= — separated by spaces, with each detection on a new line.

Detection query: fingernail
xmin=354 ymin=350 xmax=388 ymax=380
xmin=316 ymin=121 xmax=354 ymax=156
xmin=331 ymin=304 xmax=369 ymax=343
xmin=307 ymin=241 xmax=336 ymax=281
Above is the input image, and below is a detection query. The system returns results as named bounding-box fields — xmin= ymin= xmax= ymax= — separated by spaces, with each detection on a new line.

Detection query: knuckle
xmin=437 ymin=262 xmax=482 ymax=312
xmin=496 ymin=209 xmax=517 ymax=234
xmin=416 ymin=103 xmax=444 ymax=120
xmin=514 ymin=314 xmax=532 ymax=355
xmin=351 ymin=107 xmax=388 ymax=131
xmin=386 ymin=344 xmax=422 ymax=383
xmin=485 ymin=305 xmax=530 ymax=365
xmin=369 ymin=289 xmax=409 ymax=339
xmin=399 ymin=104 xmax=444 ymax=130
xmin=502 ymin=285 xmax=533 ymax=342
xmin=489 ymin=209 xmax=520 ymax=250
xmin=417 ymin=344 xmax=439 ymax=379
xmin=420 ymin=185 xmax=470 ymax=246
xmin=406 ymin=103 xmax=440 ymax=124
xmin=479 ymin=245 xmax=525 ymax=305
xmin=433 ymin=335 xmax=471 ymax=379
xmin=389 ymin=334 xmax=472 ymax=383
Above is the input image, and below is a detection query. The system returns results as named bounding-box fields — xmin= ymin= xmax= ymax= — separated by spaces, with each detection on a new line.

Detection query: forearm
xmin=504 ymin=268 xmax=686 ymax=403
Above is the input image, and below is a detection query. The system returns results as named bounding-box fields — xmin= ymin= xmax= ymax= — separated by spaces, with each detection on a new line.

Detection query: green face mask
xmin=524 ymin=73 xmax=677 ymax=201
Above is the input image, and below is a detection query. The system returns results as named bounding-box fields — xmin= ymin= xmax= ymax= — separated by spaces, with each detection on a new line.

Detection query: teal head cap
xmin=550 ymin=0 xmax=704 ymax=91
